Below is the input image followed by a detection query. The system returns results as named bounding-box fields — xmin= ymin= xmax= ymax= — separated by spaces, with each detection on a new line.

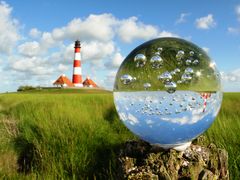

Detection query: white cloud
xmin=43 ymin=41 xmax=115 ymax=68
xmin=52 ymin=14 xmax=116 ymax=42
xmin=221 ymin=69 xmax=240 ymax=82
xmin=29 ymin=28 xmax=41 ymax=38
xmin=10 ymin=56 xmax=53 ymax=75
xmin=175 ymin=13 xmax=190 ymax=24
xmin=58 ymin=64 xmax=69 ymax=72
xmin=52 ymin=28 xmax=65 ymax=40
xmin=227 ymin=5 xmax=240 ymax=34
xmin=145 ymin=119 xmax=154 ymax=125
xmin=103 ymin=70 xmax=117 ymax=89
xmin=17 ymin=36 xmax=61 ymax=60
xmin=119 ymin=112 xmax=127 ymax=122
xmin=228 ymin=27 xmax=240 ymax=34
xmin=112 ymin=52 xmax=124 ymax=67
xmin=18 ymin=41 xmax=41 ymax=57
xmin=105 ymin=52 xmax=124 ymax=69
xmin=195 ymin=14 xmax=216 ymax=29
xmin=82 ymin=41 xmax=115 ymax=64
xmin=0 ymin=1 xmax=20 ymax=54
xmin=236 ymin=5 xmax=240 ymax=22
xmin=119 ymin=111 xmax=140 ymax=126
xmin=0 ymin=5 xmax=180 ymax=92
xmin=161 ymin=116 xmax=188 ymax=125
xmin=48 ymin=43 xmax=76 ymax=65
xmin=40 ymin=32 xmax=57 ymax=49
xmin=202 ymin=47 xmax=210 ymax=53
xmin=127 ymin=113 xmax=139 ymax=125
xmin=161 ymin=105 xmax=215 ymax=125
xmin=6 ymin=53 xmax=71 ymax=89
xmin=51 ymin=14 xmax=176 ymax=44
xmin=221 ymin=69 xmax=240 ymax=91
xmin=117 ymin=17 xmax=158 ymax=43
xmin=15 ymin=13 xmax=177 ymax=70
xmin=158 ymin=30 xmax=179 ymax=38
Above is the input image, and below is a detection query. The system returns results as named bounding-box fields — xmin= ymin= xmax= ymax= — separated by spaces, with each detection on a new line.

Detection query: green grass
xmin=16 ymin=87 xmax=112 ymax=94
xmin=205 ymin=92 xmax=240 ymax=179
xmin=0 ymin=89 xmax=239 ymax=179
xmin=0 ymin=89 xmax=135 ymax=179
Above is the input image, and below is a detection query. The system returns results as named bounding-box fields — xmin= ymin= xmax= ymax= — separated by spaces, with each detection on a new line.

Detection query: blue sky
xmin=0 ymin=0 xmax=240 ymax=92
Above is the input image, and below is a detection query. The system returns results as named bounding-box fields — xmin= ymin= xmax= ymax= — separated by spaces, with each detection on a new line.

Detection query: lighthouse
xmin=201 ymin=92 xmax=211 ymax=112
xmin=72 ymin=40 xmax=83 ymax=87
xmin=53 ymin=40 xmax=99 ymax=89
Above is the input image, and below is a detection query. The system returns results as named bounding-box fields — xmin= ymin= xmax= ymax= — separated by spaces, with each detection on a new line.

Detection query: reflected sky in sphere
xmin=114 ymin=91 xmax=222 ymax=147
xmin=113 ymin=37 xmax=222 ymax=149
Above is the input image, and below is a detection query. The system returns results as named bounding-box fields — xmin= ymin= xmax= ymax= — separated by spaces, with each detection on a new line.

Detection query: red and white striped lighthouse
xmin=72 ymin=40 xmax=83 ymax=87
xmin=201 ymin=92 xmax=211 ymax=112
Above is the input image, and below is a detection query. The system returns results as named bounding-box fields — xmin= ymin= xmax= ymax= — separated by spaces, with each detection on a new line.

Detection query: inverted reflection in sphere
xmin=113 ymin=37 xmax=222 ymax=151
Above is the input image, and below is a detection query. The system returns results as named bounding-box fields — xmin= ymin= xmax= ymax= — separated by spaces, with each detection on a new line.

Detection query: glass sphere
xmin=113 ymin=37 xmax=222 ymax=150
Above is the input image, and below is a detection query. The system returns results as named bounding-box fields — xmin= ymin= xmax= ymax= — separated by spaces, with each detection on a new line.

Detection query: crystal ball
xmin=113 ymin=37 xmax=222 ymax=151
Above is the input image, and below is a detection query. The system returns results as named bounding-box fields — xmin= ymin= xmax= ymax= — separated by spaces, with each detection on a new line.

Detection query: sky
xmin=0 ymin=0 xmax=240 ymax=92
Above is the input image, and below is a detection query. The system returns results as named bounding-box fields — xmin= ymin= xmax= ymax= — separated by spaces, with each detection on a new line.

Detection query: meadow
xmin=0 ymin=89 xmax=239 ymax=179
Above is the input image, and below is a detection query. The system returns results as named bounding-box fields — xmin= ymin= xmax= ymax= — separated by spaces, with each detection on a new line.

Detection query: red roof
xmin=53 ymin=75 xmax=74 ymax=87
xmin=83 ymin=77 xmax=98 ymax=88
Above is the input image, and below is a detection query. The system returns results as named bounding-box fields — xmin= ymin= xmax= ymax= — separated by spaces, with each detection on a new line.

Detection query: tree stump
xmin=117 ymin=136 xmax=229 ymax=180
